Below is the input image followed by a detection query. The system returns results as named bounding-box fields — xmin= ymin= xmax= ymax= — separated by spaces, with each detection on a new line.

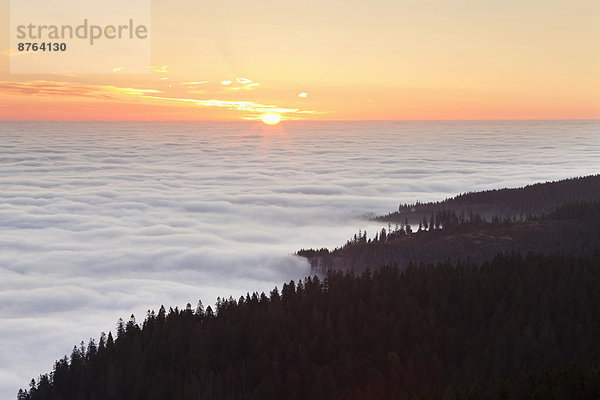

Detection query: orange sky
xmin=1 ymin=0 xmax=599 ymax=121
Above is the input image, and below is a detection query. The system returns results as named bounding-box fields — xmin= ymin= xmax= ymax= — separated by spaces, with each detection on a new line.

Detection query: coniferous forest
xmin=19 ymin=176 xmax=600 ymax=399
xmin=299 ymin=179 xmax=600 ymax=273
xmin=378 ymin=175 xmax=600 ymax=224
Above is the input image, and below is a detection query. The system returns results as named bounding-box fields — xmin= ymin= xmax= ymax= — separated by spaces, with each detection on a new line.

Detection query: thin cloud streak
xmin=1 ymin=80 xmax=315 ymax=119
xmin=0 ymin=81 xmax=162 ymax=98
xmin=146 ymin=96 xmax=316 ymax=117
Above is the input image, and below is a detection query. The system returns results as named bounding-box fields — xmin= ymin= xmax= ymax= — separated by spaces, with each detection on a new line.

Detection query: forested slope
xmin=300 ymin=200 xmax=600 ymax=274
xmin=378 ymin=175 xmax=600 ymax=224
xmin=20 ymin=253 xmax=600 ymax=400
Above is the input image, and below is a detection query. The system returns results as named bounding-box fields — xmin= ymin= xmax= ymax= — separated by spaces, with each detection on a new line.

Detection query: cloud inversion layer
xmin=0 ymin=120 xmax=599 ymax=398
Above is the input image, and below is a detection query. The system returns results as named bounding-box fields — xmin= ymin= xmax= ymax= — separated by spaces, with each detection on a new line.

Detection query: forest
xmin=377 ymin=174 xmax=600 ymax=224
xmin=19 ymin=176 xmax=600 ymax=399
xmin=299 ymin=200 xmax=600 ymax=273
xmin=19 ymin=253 xmax=600 ymax=399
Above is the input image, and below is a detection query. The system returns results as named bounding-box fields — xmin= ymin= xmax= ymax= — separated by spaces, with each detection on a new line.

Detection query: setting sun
xmin=261 ymin=113 xmax=281 ymax=125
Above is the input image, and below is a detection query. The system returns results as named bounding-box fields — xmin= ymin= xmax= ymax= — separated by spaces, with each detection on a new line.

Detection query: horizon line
xmin=2 ymin=118 xmax=599 ymax=123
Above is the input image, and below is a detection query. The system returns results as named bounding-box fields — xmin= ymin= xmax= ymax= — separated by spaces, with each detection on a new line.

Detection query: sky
xmin=1 ymin=0 xmax=599 ymax=121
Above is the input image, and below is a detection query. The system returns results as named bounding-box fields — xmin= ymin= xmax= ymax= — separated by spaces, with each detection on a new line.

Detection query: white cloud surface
xmin=0 ymin=120 xmax=599 ymax=398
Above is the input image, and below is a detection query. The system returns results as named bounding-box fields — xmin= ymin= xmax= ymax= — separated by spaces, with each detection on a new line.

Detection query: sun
xmin=261 ymin=113 xmax=281 ymax=125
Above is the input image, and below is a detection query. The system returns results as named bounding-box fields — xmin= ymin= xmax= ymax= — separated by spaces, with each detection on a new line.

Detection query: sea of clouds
xmin=0 ymin=120 xmax=598 ymax=398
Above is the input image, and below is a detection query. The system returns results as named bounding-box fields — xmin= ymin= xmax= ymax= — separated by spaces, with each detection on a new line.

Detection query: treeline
xmin=548 ymin=199 xmax=600 ymax=221
xmin=378 ymin=174 xmax=600 ymax=224
xmin=424 ymin=363 xmax=600 ymax=400
xmin=20 ymin=252 xmax=600 ymax=400
xmin=299 ymin=200 xmax=600 ymax=274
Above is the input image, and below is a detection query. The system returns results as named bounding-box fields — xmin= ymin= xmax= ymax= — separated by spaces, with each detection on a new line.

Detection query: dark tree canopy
xmin=299 ymin=200 xmax=600 ymax=274
xmin=378 ymin=174 xmax=600 ymax=225
xmin=20 ymin=252 xmax=600 ymax=400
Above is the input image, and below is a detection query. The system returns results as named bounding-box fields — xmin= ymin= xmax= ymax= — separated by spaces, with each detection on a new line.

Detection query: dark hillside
xmin=300 ymin=201 xmax=600 ymax=274
xmin=378 ymin=175 xmax=600 ymax=224
xmin=20 ymin=253 xmax=600 ymax=400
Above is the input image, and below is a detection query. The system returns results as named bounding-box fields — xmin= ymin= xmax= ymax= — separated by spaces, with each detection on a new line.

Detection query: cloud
xmin=146 ymin=95 xmax=315 ymax=118
xmin=0 ymin=81 xmax=107 ymax=98
xmin=0 ymin=120 xmax=598 ymax=399
xmin=150 ymin=66 xmax=168 ymax=73
xmin=1 ymin=48 xmax=24 ymax=58
xmin=1 ymin=79 xmax=313 ymax=119
xmin=226 ymin=78 xmax=260 ymax=91
xmin=1 ymin=78 xmax=318 ymax=121
xmin=0 ymin=81 xmax=162 ymax=99
xmin=217 ymin=78 xmax=261 ymax=91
